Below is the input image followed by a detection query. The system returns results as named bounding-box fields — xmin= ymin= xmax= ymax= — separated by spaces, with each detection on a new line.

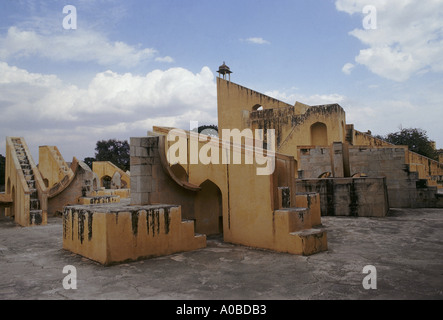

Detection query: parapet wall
xmin=297 ymin=177 xmax=389 ymax=217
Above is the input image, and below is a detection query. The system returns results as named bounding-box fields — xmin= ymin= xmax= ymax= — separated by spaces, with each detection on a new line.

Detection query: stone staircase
xmin=50 ymin=146 xmax=70 ymax=176
xmin=274 ymin=187 xmax=327 ymax=255
xmin=12 ymin=138 xmax=43 ymax=225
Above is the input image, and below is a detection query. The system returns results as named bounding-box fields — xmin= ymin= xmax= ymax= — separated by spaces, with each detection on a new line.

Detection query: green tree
xmin=84 ymin=139 xmax=130 ymax=172
xmin=83 ymin=157 xmax=95 ymax=170
xmin=381 ymin=128 xmax=438 ymax=160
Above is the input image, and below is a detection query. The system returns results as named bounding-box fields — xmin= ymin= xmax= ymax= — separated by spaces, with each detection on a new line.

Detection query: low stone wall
xmin=296 ymin=177 xmax=389 ymax=217
xmin=77 ymin=195 xmax=120 ymax=205
xmin=92 ymin=188 xmax=130 ymax=199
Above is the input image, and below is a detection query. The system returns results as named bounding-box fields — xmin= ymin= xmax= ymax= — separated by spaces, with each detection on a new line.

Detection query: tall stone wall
xmin=297 ymin=177 xmax=389 ymax=217
xmin=348 ymin=146 xmax=442 ymax=208
xmin=298 ymin=146 xmax=333 ymax=179
xmin=299 ymin=144 xmax=443 ymax=209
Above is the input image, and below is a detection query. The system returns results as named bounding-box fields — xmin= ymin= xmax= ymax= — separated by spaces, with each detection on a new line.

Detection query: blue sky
xmin=0 ymin=0 xmax=442 ymax=162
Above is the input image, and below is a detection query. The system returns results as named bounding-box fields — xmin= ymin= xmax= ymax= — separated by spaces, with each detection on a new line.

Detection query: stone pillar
xmin=130 ymin=136 xmax=160 ymax=205
xmin=331 ymin=142 xmax=344 ymax=178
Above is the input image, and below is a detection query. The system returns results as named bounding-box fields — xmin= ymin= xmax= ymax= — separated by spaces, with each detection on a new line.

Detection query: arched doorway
xmin=194 ymin=180 xmax=223 ymax=236
xmin=101 ymin=175 xmax=112 ymax=189
xmin=318 ymin=172 xmax=332 ymax=178
xmin=10 ymin=186 xmax=15 ymax=217
xmin=311 ymin=122 xmax=328 ymax=146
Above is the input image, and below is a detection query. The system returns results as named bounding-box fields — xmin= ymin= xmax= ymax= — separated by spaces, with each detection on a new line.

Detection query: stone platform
xmin=63 ymin=201 xmax=206 ymax=265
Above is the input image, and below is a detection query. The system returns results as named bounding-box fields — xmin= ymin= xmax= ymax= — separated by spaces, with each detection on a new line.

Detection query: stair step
xmin=30 ymin=199 xmax=40 ymax=210
xmin=29 ymin=210 xmax=43 ymax=225
xmin=28 ymin=188 xmax=38 ymax=198
xmin=275 ymin=207 xmax=312 ymax=232
xmin=290 ymin=228 xmax=328 ymax=256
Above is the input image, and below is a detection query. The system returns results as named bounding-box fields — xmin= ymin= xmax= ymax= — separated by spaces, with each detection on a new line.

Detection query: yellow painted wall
xmin=93 ymin=161 xmax=130 ymax=189
xmin=217 ymin=78 xmax=309 ymax=132
xmin=39 ymin=146 xmax=73 ymax=188
xmin=5 ymin=137 xmax=47 ymax=226
xmin=154 ymin=127 xmax=326 ymax=255
xmin=63 ymin=205 xmax=206 ymax=265
xmin=217 ymin=78 xmax=346 ymax=168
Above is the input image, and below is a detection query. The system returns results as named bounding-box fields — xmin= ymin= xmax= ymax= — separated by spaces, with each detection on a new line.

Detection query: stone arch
xmin=252 ymin=104 xmax=263 ymax=111
xmin=6 ymin=178 xmax=11 ymax=194
xmin=194 ymin=179 xmax=223 ymax=236
xmin=352 ymin=172 xmax=368 ymax=178
xmin=311 ymin=122 xmax=328 ymax=146
xmin=318 ymin=172 xmax=332 ymax=178
xmin=198 ymin=125 xmax=218 ymax=137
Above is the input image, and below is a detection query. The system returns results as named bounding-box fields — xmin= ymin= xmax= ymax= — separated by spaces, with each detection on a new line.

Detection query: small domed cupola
xmin=217 ymin=62 xmax=232 ymax=81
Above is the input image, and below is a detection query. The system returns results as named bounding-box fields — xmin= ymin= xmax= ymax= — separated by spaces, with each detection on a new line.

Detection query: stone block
xmin=131 ymin=164 xmax=152 ymax=177
xmin=62 ymin=204 xmax=206 ymax=265
xmin=130 ymin=137 xmax=143 ymax=147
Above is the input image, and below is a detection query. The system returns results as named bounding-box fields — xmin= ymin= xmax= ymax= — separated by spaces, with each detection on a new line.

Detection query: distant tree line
xmin=84 ymin=139 xmax=130 ymax=172
xmin=374 ymin=128 xmax=439 ymax=161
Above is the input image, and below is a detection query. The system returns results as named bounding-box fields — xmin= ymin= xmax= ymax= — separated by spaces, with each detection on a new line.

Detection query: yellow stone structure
xmin=62 ymin=204 xmax=206 ymax=265
xmin=4 ymin=137 xmax=48 ymax=226
xmin=215 ymin=67 xmax=442 ymax=211
xmin=2 ymin=62 xmax=442 ymax=265
xmin=2 ymin=139 xmax=131 ymax=225
xmin=134 ymin=128 xmax=328 ymax=256
xmin=38 ymin=146 xmax=73 ymax=189
xmin=92 ymin=161 xmax=130 ymax=190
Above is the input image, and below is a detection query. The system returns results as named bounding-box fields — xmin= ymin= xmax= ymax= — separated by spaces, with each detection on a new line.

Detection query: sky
xmin=0 ymin=0 xmax=442 ymax=162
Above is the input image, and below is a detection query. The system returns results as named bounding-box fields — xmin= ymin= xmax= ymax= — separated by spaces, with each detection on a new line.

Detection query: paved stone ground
xmin=0 ymin=208 xmax=442 ymax=300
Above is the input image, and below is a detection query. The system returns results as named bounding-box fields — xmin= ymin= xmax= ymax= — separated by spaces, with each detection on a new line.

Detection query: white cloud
xmin=243 ymin=37 xmax=271 ymax=45
xmin=0 ymin=26 xmax=157 ymax=67
xmin=155 ymin=56 xmax=175 ymax=63
xmin=265 ymin=90 xmax=346 ymax=106
xmin=0 ymin=62 xmax=217 ymax=160
xmin=342 ymin=63 xmax=355 ymax=75
xmin=336 ymin=0 xmax=443 ymax=81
